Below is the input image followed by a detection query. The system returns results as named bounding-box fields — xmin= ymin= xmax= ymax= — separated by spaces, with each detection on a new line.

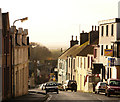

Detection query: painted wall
xmin=0 ymin=9 xmax=2 ymax=102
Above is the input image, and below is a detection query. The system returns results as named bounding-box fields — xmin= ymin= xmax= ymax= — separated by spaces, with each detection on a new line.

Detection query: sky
xmin=0 ymin=0 xmax=120 ymax=49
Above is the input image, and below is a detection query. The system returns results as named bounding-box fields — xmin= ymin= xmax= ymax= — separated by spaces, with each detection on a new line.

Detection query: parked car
xmin=63 ymin=80 xmax=77 ymax=91
xmin=57 ymin=83 xmax=64 ymax=91
xmin=95 ymin=82 xmax=107 ymax=94
xmin=105 ymin=79 xmax=120 ymax=97
xmin=40 ymin=83 xmax=46 ymax=90
xmin=45 ymin=82 xmax=59 ymax=94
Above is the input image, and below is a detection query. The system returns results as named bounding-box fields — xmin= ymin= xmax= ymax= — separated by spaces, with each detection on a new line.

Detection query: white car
xmin=95 ymin=82 xmax=107 ymax=94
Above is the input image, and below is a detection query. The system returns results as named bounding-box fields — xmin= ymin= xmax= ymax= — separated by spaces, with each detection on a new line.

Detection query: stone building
xmin=10 ymin=26 xmax=29 ymax=97
xmin=1 ymin=11 xmax=12 ymax=100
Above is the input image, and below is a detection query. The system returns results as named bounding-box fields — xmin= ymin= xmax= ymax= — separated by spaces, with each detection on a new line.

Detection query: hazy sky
xmin=0 ymin=0 xmax=120 ymax=49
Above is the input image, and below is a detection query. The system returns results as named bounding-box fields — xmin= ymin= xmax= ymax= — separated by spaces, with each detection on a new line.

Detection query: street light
xmin=13 ymin=17 xmax=28 ymax=26
xmin=12 ymin=17 xmax=28 ymax=97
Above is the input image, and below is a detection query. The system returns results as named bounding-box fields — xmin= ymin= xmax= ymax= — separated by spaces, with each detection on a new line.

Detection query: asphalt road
xmin=45 ymin=90 xmax=120 ymax=102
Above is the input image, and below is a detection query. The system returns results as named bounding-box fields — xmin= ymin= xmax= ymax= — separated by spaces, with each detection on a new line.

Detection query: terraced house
xmin=93 ymin=18 xmax=120 ymax=82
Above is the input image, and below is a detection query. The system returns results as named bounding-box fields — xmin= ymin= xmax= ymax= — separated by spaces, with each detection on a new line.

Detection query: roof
xmin=77 ymin=39 xmax=99 ymax=56
xmin=77 ymin=45 xmax=94 ymax=56
xmin=59 ymin=41 xmax=89 ymax=60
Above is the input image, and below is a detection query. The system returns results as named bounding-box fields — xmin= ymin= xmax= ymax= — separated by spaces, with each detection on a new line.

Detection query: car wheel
xmin=105 ymin=92 xmax=107 ymax=96
xmin=66 ymin=89 xmax=68 ymax=91
xmin=107 ymin=92 xmax=110 ymax=97
xmin=57 ymin=90 xmax=59 ymax=94
xmin=95 ymin=91 xmax=97 ymax=94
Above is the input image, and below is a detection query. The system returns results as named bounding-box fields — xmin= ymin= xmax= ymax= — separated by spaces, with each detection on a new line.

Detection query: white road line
xmin=45 ymin=94 xmax=52 ymax=102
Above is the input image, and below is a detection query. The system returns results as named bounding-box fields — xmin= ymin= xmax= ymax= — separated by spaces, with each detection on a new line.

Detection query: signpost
xmin=0 ymin=9 xmax=2 ymax=102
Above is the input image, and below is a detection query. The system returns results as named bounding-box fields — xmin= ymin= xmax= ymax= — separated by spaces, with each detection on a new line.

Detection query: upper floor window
xmin=94 ymin=49 xmax=97 ymax=58
xmin=106 ymin=45 xmax=108 ymax=49
xmin=111 ymin=45 xmax=113 ymax=49
xmin=84 ymin=58 xmax=86 ymax=69
xmin=106 ymin=25 xmax=108 ymax=36
xmin=111 ymin=24 xmax=114 ymax=36
xmin=101 ymin=26 xmax=104 ymax=36
xmin=69 ymin=58 xmax=70 ymax=67
xmin=101 ymin=45 xmax=103 ymax=55
xmin=88 ymin=56 xmax=90 ymax=68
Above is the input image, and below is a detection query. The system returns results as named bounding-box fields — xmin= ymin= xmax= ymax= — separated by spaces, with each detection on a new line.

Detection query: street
xmin=45 ymin=90 xmax=120 ymax=102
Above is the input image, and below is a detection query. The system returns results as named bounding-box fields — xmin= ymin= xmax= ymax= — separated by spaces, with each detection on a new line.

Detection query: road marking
xmin=45 ymin=94 xmax=52 ymax=102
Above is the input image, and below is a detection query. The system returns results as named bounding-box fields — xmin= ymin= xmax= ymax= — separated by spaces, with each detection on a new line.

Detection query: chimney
xmin=80 ymin=32 xmax=88 ymax=45
xmin=70 ymin=35 xmax=79 ymax=47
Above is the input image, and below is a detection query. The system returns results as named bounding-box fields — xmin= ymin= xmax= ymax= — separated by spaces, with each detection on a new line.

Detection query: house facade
xmin=94 ymin=18 xmax=120 ymax=82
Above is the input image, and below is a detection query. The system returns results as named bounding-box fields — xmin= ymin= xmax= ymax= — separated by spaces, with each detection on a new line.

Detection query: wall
xmin=0 ymin=9 xmax=2 ymax=102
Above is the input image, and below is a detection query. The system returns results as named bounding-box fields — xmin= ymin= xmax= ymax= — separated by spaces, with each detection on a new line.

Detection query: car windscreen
xmin=109 ymin=80 xmax=120 ymax=86
xmin=46 ymin=83 xmax=58 ymax=86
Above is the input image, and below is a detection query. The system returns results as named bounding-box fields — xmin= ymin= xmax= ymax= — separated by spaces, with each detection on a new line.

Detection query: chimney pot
xmin=76 ymin=36 xmax=77 ymax=40
xmin=72 ymin=35 xmax=73 ymax=40
xmin=95 ymin=25 xmax=96 ymax=31
xmin=92 ymin=25 xmax=94 ymax=31
xmin=82 ymin=30 xmax=84 ymax=33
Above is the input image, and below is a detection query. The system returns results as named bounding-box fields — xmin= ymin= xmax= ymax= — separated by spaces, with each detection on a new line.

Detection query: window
xmin=118 ymin=44 xmax=120 ymax=58
xmin=84 ymin=58 xmax=86 ymax=69
xmin=111 ymin=45 xmax=113 ymax=49
xmin=111 ymin=24 xmax=114 ymax=36
xmin=101 ymin=26 xmax=104 ymax=36
xmin=88 ymin=56 xmax=90 ymax=68
xmin=94 ymin=49 xmax=97 ymax=58
xmin=110 ymin=68 xmax=111 ymax=78
xmin=73 ymin=59 xmax=75 ymax=69
xmin=106 ymin=45 xmax=108 ymax=49
xmin=101 ymin=45 xmax=103 ymax=55
xmin=69 ymin=58 xmax=70 ymax=67
xmin=80 ymin=58 xmax=82 ymax=68
xmin=78 ymin=57 xmax=79 ymax=67
xmin=91 ymin=57 xmax=93 ymax=68
xmin=106 ymin=25 xmax=108 ymax=36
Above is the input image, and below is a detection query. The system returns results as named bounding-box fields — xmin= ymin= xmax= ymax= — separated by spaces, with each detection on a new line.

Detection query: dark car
xmin=105 ymin=79 xmax=120 ymax=97
xmin=95 ymin=82 xmax=107 ymax=94
xmin=63 ymin=80 xmax=77 ymax=91
xmin=45 ymin=82 xmax=59 ymax=94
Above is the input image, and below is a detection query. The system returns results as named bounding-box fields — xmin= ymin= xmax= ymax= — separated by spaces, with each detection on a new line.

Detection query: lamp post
xmin=12 ymin=17 xmax=28 ymax=97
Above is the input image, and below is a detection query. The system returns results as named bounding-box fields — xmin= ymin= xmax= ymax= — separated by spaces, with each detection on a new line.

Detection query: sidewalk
xmin=2 ymin=89 xmax=49 ymax=102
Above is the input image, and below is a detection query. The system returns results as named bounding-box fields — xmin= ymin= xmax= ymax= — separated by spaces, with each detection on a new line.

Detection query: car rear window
xmin=100 ymin=83 xmax=106 ymax=86
xmin=46 ymin=83 xmax=58 ymax=86
xmin=109 ymin=80 xmax=120 ymax=86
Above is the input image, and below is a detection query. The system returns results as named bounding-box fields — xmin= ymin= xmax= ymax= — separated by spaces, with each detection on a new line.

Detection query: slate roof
xmin=77 ymin=45 xmax=94 ymax=56
xmin=77 ymin=39 xmax=99 ymax=56
xmin=59 ymin=41 xmax=89 ymax=60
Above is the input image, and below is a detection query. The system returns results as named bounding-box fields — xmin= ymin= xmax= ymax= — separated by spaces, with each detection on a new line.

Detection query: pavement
xmin=2 ymin=88 xmax=49 ymax=102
